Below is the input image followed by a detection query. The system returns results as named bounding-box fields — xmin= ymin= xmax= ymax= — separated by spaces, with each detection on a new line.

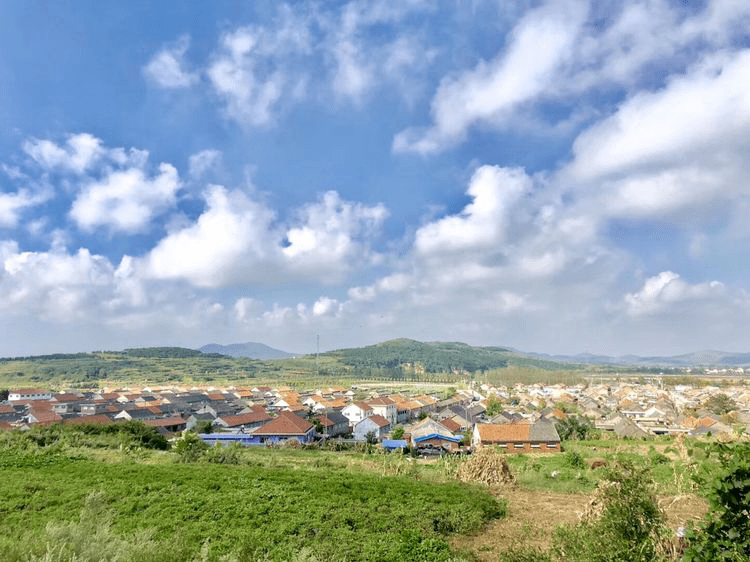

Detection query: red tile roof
xmin=476 ymin=422 xmax=530 ymax=442
xmin=219 ymin=410 xmax=271 ymax=427
xmin=254 ymin=411 xmax=314 ymax=436
xmin=368 ymin=415 xmax=390 ymax=428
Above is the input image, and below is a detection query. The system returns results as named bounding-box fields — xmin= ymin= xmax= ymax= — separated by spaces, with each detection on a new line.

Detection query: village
xmin=4 ymin=377 xmax=749 ymax=452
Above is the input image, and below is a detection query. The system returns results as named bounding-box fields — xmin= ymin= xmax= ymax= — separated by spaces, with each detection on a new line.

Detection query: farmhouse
xmin=472 ymin=420 xmax=561 ymax=453
xmin=9 ymin=388 xmax=52 ymax=401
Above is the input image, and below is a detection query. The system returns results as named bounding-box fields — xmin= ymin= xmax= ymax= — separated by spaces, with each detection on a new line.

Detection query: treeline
xmin=327 ymin=339 xmax=509 ymax=373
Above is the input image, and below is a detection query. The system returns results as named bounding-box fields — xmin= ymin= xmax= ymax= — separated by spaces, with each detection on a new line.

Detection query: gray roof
xmin=529 ymin=420 xmax=560 ymax=442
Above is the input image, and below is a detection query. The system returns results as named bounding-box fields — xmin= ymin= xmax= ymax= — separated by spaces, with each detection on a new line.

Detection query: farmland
xmin=0 ymin=421 xmax=745 ymax=561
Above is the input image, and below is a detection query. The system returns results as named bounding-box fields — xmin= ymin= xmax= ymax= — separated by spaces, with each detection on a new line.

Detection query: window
xmin=514 ymin=443 xmax=525 ymax=449
xmin=547 ymin=442 xmax=558 ymax=448
xmin=531 ymin=443 xmax=540 ymax=448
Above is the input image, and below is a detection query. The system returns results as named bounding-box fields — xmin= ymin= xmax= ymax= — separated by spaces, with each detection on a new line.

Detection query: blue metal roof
xmin=413 ymin=433 xmax=462 ymax=443
xmin=382 ymin=439 xmax=408 ymax=449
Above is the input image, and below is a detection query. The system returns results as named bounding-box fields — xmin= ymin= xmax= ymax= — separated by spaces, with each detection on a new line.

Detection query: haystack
xmin=456 ymin=447 xmax=515 ymax=486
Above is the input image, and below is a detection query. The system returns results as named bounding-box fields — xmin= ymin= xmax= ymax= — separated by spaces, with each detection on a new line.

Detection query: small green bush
xmin=552 ymin=462 xmax=672 ymax=562
xmin=684 ymin=442 xmax=750 ymax=561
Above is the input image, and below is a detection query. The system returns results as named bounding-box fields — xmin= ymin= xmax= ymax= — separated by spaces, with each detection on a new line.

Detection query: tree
xmin=195 ymin=420 xmax=214 ymax=434
xmin=391 ymin=425 xmax=405 ymax=440
xmin=485 ymin=395 xmax=503 ymax=417
xmin=365 ymin=431 xmax=378 ymax=445
xmin=0 ymin=389 xmax=8 ymax=401
xmin=702 ymin=393 xmax=737 ymax=415
xmin=556 ymin=416 xmax=593 ymax=441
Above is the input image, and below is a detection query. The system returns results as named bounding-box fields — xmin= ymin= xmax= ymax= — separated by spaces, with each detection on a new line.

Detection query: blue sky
xmin=2 ymin=0 xmax=750 ymax=357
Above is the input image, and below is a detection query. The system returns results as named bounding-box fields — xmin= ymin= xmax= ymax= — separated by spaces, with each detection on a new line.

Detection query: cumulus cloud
xmin=624 ymin=271 xmax=725 ymax=316
xmin=283 ymin=190 xmax=387 ymax=279
xmin=70 ymin=163 xmax=181 ymax=233
xmin=139 ymin=185 xmax=386 ymax=288
xmin=23 ymin=133 xmax=105 ymax=174
xmin=143 ymin=35 xmax=199 ymax=89
xmin=414 ymin=166 xmax=530 ymax=255
xmin=395 ymin=0 xmax=750 ymax=154
xmin=141 ymin=185 xmax=278 ymax=287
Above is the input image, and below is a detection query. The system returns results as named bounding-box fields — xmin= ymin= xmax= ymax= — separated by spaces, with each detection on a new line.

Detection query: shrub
xmin=552 ymin=462 xmax=672 ymax=561
xmin=173 ymin=431 xmax=208 ymax=462
xmin=684 ymin=442 xmax=750 ymax=561
xmin=565 ymin=450 xmax=585 ymax=469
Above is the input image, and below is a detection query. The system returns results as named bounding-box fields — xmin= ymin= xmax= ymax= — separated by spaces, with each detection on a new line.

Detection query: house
xmin=342 ymin=402 xmax=374 ymax=427
xmin=353 ymin=415 xmax=391 ymax=442
xmin=214 ymin=407 xmax=272 ymax=431
xmin=409 ymin=417 xmax=456 ymax=440
xmin=413 ymin=433 xmax=463 ymax=452
xmin=313 ymin=410 xmax=350 ymax=437
xmin=252 ymin=411 xmax=316 ymax=444
xmin=367 ymin=397 xmax=397 ymax=426
xmin=472 ymin=420 xmax=561 ymax=453
xmin=9 ymin=388 xmax=52 ymax=401
xmin=144 ymin=416 xmax=187 ymax=434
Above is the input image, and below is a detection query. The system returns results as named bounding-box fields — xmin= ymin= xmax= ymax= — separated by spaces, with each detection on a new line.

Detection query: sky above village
xmin=1 ymin=0 xmax=750 ymax=357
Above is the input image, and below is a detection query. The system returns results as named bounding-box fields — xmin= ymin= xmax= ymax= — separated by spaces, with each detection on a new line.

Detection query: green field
xmin=0 ymin=428 xmax=504 ymax=562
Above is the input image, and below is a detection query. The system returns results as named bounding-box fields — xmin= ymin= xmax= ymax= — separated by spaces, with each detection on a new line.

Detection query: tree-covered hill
xmin=323 ymin=339 xmax=510 ymax=373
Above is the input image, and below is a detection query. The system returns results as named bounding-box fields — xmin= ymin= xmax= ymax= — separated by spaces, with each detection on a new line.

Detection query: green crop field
xmin=0 ymin=429 xmax=505 ymax=562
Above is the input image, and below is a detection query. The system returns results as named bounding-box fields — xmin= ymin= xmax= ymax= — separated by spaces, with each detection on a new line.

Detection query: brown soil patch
xmin=453 ymin=488 xmax=709 ymax=560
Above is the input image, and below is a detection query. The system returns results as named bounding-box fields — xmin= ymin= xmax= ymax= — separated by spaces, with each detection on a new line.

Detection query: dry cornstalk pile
xmin=456 ymin=447 xmax=515 ymax=486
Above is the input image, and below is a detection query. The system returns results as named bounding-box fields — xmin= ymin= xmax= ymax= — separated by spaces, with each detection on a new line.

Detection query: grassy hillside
xmin=0 ymin=340 xmax=583 ymax=388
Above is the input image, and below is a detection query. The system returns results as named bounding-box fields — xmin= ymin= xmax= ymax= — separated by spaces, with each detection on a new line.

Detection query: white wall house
xmin=9 ymin=388 xmax=52 ymax=401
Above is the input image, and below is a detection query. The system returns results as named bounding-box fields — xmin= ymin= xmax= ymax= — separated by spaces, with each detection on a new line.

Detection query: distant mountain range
xmin=199 ymin=342 xmax=297 ymax=360
xmin=198 ymin=340 xmax=750 ymax=367
xmin=514 ymin=348 xmax=750 ymax=367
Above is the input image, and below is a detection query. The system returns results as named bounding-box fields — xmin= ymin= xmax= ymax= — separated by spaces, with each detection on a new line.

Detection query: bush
xmin=173 ymin=431 xmax=208 ymax=462
xmin=565 ymin=450 xmax=585 ymax=469
xmin=684 ymin=442 xmax=750 ymax=561
xmin=552 ymin=462 xmax=672 ymax=561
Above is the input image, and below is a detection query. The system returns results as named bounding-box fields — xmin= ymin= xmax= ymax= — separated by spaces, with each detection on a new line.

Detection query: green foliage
xmin=564 ymin=450 xmax=585 ymax=469
xmin=684 ymin=442 xmax=750 ymax=561
xmin=556 ymin=416 xmax=593 ymax=441
xmin=173 ymin=431 xmax=209 ymax=462
xmin=0 ymin=451 xmax=505 ymax=561
xmin=485 ymin=394 xmax=503 ymax=416
xmin=391 ymin=425 xmax=405 ymax=439
xmin=123 ymin=347 xmax=206 ymax=358
xmin=326 ymin=338 xmax=509 ymax=373
xmin=365 ymin=430 xmax=378 ymax=445
xmin=201 ymin=442 xmax=243 ymax=465
xmin=552 ymin=463 xmax=672 ymax=562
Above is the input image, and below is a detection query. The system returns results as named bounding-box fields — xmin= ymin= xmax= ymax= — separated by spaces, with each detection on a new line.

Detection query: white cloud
xmin=143 ymin=35 xmax=199 ymax=89
xmin=0 ymin=189 xmax=50 ymax=228
xmin=23 ymin=133 xmax=105 ymax=174
xmin=70 ymin=163 xmax=181 ymax=233
xmin=567 ymin=49 xmax=750 ymax=219
xmin=624 ymin=271 xmax=725 ymax=316
xmin=414 ymin=165 xmax=530 ymax=255
xmin=394 ymin=1 xmax=587 ymax=154
xmin=283 ymin=190 xmax=387 ymax=279
xmin=141 ymin=185 xmax=278 ymax=287
xmin=188 ymin=149 xmax=222 ymax=179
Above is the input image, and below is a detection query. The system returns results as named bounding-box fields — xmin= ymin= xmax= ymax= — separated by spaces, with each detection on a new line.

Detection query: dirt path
xmin=452 ymin=488 xmax=708 ymax=560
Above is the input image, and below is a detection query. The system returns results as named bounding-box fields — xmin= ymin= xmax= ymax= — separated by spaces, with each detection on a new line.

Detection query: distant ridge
xmin=199 ymin=342 xmax=297 ymax=360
